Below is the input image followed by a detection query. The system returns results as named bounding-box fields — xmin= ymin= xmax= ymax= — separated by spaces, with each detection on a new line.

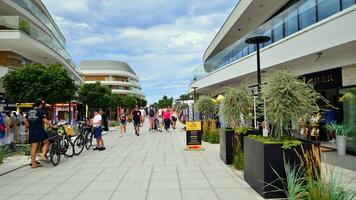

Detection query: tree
xmin=134 ymin=97 xmax=147 ymax=107
xmin=122 ymin=96 xmax=137 ymax=109
xmin=179 ymin=94 xmax=191 ymax=101
xmin=2 ymin=63 xmax=77 ymax=103
xmin=77 ymin=82 xmax=112 ymax=109
xmin=154 ymin=95 xmax=173 ymax=108
xmin=196 ymin=95 xmax=216 ymax=119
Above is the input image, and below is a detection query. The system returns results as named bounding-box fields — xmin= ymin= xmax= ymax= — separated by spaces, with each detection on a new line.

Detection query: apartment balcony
xmin=0 ymin=16 xmax=83 ymax=83
xmin=85 ymin=80 xmax=141 ymax=87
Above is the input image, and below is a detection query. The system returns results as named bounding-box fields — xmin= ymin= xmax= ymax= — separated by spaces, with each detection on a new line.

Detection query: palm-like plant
xmin=325 ymin=123 xmax=351 ymax=136
xmin=196 ymin=95 xmax=216 ymax=119
xmin=221 ymin=84 xmax=253 ymax=128
xmin=263 ymin=70 xmax=320 ymax=138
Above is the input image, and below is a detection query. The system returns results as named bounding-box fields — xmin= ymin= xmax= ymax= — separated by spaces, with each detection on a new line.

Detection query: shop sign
xmin=302 ymin=68 xmax=342 ymax=90
xmin=186 ymin=121 xmax=203 ymax=150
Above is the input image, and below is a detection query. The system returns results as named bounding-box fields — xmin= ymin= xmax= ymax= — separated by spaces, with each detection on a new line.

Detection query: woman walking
xmin=171 ymin=108 xmax=178 ymax=130
xmin=163 ymin=109 xmax=171 ymax=132
xmin=119 ymin=113 xmax=126 ymax=137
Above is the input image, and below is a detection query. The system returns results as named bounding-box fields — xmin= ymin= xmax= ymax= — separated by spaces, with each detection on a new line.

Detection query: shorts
xmin=148 ymin=117 xmax=155 ymax=125
xmin=93 ymin=127 xmax=102 ymax=139
xmin=120 ymin=121 xmax=127 ymax=126
xmin=28 ymin=130 xmax=48 ymax=144
xmin=172 ymin=116 xmax=177 ymax=122
xmin=133 ymin=120 xmax=140 ymax=127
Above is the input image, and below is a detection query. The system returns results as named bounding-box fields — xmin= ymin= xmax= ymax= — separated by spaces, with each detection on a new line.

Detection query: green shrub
xmin=248 ymin=135 xmax=302 ymax=149
xmin=209 ymin=131 xmax=220 ymax=144
xmin=233 ymin=150 xmax=244 ymax=170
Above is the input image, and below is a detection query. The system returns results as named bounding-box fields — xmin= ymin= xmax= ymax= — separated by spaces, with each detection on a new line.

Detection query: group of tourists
xmin=147 ymin=107 xmax=178 ymax=132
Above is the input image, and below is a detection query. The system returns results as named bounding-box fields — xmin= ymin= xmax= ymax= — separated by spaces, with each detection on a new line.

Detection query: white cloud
xmin=42 ymin=0 xmax=236 ymax=103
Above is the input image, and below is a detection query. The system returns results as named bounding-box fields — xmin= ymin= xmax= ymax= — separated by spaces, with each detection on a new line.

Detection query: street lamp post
xmin=245 ymin=36 xmax=271 ymax=90
xmin=191 ymin=86 xmax=198 ymax=121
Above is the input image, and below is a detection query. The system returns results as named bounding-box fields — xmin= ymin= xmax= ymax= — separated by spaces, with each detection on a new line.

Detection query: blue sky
xmin=43 ymin=0 xmax=236 ymax=104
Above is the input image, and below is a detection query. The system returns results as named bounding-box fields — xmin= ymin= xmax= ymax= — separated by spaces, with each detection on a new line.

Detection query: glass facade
xmin=199 ymin=0 xmax=356 ymax=79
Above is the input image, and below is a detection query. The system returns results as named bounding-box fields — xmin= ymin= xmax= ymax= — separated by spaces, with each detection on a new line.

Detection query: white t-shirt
xmin=93 ymin=114 xmax=102 ymax=127
xmin=140 ymin=109 xmax=146 ymax=116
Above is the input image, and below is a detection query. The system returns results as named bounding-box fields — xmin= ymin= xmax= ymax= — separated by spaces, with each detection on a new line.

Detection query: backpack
xmin=148 ymin=109 xmax=155 ymax=117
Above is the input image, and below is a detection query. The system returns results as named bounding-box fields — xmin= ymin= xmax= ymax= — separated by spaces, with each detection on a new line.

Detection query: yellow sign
xmin=186 ymin=121 xmax=202 ymax=131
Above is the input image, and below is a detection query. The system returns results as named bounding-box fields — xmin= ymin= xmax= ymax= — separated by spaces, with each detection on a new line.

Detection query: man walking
xmin=148 ymin=106 xmax=155 ymax=132
xmin=25 ymin=99 xmax=57 ymax=168
xmin=131 ymin=105 xmax=142 ymax=136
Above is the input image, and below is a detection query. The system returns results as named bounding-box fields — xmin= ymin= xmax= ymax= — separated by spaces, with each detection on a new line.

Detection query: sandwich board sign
xmin=186 ymin=121 xmax=203 ymax=150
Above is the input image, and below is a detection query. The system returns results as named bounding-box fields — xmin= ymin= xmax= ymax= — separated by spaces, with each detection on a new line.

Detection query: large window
xmin=272 ymin=21 xmax=284 ymax=42
xmin=298 ymin=0 xmax=317 ymax=30
xmin=285 ymin=9 xmax=299 ymax=36
xmin=341 ymin=0 xmax=355 ymax=10
xmin=317 ymin=0 xmax=341 ymax=21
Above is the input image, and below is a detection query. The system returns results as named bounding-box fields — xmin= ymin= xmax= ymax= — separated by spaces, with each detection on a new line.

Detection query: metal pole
xmin=256 ymin=43 xmax=261 ymax=90
xmin=192 ymin=88 xmax=196 ymax=121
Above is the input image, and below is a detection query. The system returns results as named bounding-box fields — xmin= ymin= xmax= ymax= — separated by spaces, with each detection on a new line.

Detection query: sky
xmin=42 ymin=0 xmax=237 ymax=104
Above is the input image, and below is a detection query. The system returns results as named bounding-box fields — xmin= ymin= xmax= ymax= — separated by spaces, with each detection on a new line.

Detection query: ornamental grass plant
xmin=263 ymin=70 xmax=321 ymax=138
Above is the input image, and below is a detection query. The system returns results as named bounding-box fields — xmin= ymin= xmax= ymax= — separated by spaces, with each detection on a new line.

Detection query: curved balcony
xmin=85 ymin=80 xmax=141 ymax=88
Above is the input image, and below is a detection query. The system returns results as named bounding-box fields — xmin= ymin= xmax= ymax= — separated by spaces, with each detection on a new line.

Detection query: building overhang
xmin=203 ymin=0 xmax=288 ymax=61
xmin=0 ymin=30 xmax=84 ymax=84
xmin=81 ymin=70 xmax=140 ymax=80
xmin=111 ymin=89 xmax=145 ymax=97
xmin=85 ymin=80 xmax=141 ymax=88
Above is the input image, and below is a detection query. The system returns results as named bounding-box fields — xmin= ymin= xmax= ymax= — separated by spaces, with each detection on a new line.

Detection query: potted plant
xmin=325 ymin=123 xmax=351 ymax=156
xmin=220 ymin=84 xmax=253 ymax=165
xmin=244 ymin=70 xmax=321 ymax=198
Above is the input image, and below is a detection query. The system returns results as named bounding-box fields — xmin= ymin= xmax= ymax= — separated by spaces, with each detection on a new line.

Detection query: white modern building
xmin=190 ymin=0 xmax=356 ymax=153
xmin=0 ymin=0 xmax=84 ymax=110
xmin=80 ymin=60 xmax=145 ymax=99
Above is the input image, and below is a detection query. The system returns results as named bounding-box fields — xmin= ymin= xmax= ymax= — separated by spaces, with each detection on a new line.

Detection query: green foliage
xmin=175 ymin=103 xmax=189 ymax=112
xmin=263 ymin=70 xmax=320 ymax=138
xmin=109 ymin=121 xmax=118 ymax=127
xmin=325 ymin=123 xmax=352 ymax=136
xmin=179 ymin=94 xmax=191 ymax=101
xmin=78 ymin=82 xmax=111 ymax=109
xmin=222 ymin=84 xmax=253 ymax=128
xmin=122 ymin=96 xmax=137 ymax=109
xmin=235 ymin=127 xmax=254 ymax=135
xmin=3 ymin=63 xmax=77 ymax=104
xmin=109 ymin=94 xmax=123 ymax=109
xmin=135 ymin=97 xmax=147 ymax=107
xmin=233 ymin=149 xmax=244 ymax=171
xmin=202 ymin=120 xmax=220 ymax=143
xmin=153 ymin=95 xmax=173 ymax=108
xmin=196 ymin=95 xmax=215 ymax=119
xmin=248 ymin=135 xmax=302 ymax=149
xmin=0 ymin=148 xmax=3 ymax=165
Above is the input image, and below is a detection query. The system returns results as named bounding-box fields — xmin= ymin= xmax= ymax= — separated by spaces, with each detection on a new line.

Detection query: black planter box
xmin=220 ymin=129 xmax=235 ymax=165
xmin=236 ymin=129 xmax=260 ymax=153
xmin=244 ymin=137 xmax=317 ymax=199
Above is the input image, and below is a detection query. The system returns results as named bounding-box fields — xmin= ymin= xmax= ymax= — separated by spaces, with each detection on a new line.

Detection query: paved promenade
xmin=0 ymin=123 xmax=262 ymax=200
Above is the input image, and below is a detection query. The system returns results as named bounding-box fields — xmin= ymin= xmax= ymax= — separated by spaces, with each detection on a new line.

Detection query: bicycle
xmin=84 ymin=125 xmax=94 ymax=150
xmin=73 ymin=122 xmax=88 ymax=155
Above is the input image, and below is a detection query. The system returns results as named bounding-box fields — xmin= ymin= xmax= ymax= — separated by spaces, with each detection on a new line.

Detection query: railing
xmin=200 ymin=0 xmax=356 ymax=79
xmin=13 ymin=0 xmax=66 ymax=46
xmin=0 ymin=16 xmax=78 ymax=73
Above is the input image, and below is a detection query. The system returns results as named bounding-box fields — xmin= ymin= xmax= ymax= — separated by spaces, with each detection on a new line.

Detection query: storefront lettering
xmin=307 ymin=75 xmax=334 ymax=85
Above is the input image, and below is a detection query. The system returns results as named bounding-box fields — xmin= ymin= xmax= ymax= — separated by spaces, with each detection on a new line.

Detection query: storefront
xmin=53 ymin=102 xmax=78 ymax=125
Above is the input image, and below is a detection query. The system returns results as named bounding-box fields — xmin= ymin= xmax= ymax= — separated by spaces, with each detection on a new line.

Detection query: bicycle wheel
xmin=49 ymin=142 xmax=61 ymax=166
xmin=60 ymin=136 xmax=75 ymax=157
xmin=73 ymin=135 xmax=85 ymax=156
xmin=85 ymin=132 xmax=93 ymax=150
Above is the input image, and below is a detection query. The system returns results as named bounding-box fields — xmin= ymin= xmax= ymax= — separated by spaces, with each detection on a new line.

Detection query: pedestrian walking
xmin=163 ymin=109 xmax=171 ymax=132
xmin=140 ymin=107 xmax=146 ymax=127
xmin=11 ymin=112 xmax=20 ymax=144
xmin=93 ymin=109 xmax=105 ymax=151
xmin=0 ymin=114 xmax=5 ymax=145
xmin=148 ymin=106 xmax=155 ymax=132
xmin=119 ymin=113 xmax=126 ymax=137
xmin=24 ymin=99 xmax=57 ymax=168
xmin=3 ymin=112 xmax=13 ymax=145
xmin=171 ymin=108 xmax=178 ymax=130
xmin=131 ymin=105 xmax=142 ymax=136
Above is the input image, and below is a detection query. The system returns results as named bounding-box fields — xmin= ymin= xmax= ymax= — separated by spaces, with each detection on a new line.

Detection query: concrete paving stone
xmin=204 ymin=170 xmax=233 ymax=179
xmin=124 ymin=171 xmax=152 ymax=181
xmin=75 ymin=191 xmax=113 ymax=200
xmin=116 ymin=180 xmax=150 ymax=191
xmin=52 ymin=181 xmax=88 ymax=193
xmin=151 ymin=172 xmax=178 ymax=180
xmin=153 ymin=166 xmax=177 ymax=172
xmin=66 ymin=174 xmax=98 ymax=183
xmin=200 ymin=165 xmax=226 ymax=172
xmin=41 ymin=192 xmax=79 ymax=200
xmin=95 ymin=172 xmax=126 ymax=181
xmin=0 ymin=184 xmax=28 ymax=195
xmin=111 ymin=190 xmax=147 ymax=200
xmin=7 ymin=194 xmax=44 ymax=200
xmin=181 ymin=189 xmax=218 ymax=200
xmin=149 ymin=179 xmax=180 ymax=190
xmin=39 ymin=175 xmax=72 ymax=184
xmin=0 ymin=195 xmax=11 ymax=200
xmin=177 ymin=166 xmax=201 ymax=172
xmin=19 ymin=183 xmax=58 ymax=194
xmin=84 ymin=180 xmax=120 ymax=192
xmin=179 ymin=178 xmax=211 ymax=189
xmin=103 ymin=167 xmax=129 ymax=173
xmin=9 ymin=175 xmax=43 ymax=185
xmin=51 ymin=168 xmax=80 ymax=176
xmin=208 ymin=178 xmax=241 ymax=189
xmin=215 ymin=188 xmax=264 ymax=200
xmin=147 ymin=189 xmax=182 ymax=200
xmin=178 ymin=171 xmax=206 ymax=180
